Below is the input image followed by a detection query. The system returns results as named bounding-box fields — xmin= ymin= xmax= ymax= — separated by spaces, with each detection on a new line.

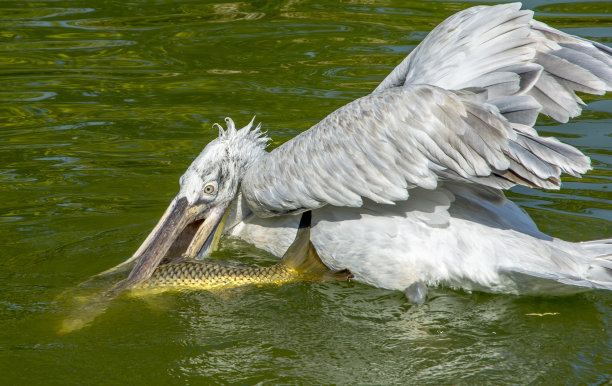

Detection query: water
xmin=1 ymin=0 xmax=611 ymax=383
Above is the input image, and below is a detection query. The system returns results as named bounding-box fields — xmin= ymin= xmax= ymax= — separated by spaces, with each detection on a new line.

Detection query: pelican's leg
xmin=404 ymin=282 xmax=427 ymax=304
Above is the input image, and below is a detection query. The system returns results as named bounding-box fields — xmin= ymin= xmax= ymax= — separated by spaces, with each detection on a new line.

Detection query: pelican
xmin=123 ymin=3 xmax=612 ymax=298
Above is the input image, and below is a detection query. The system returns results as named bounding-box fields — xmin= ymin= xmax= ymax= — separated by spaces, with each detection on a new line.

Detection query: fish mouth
xmin=127 ymin=196 xmax=230 ymax=284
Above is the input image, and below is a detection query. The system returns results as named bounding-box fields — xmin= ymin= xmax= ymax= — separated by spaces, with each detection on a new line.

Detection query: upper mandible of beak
xmin=127 ymin=196 xmax=230 ymax=284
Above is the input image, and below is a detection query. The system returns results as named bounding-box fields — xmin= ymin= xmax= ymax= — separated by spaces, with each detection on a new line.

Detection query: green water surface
xmin=1 ymin=0 xmax=611 ymax=384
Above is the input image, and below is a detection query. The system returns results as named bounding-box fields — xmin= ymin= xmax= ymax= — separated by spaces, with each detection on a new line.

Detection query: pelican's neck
xmin=224 ymin=192 xmax=255 ymax=234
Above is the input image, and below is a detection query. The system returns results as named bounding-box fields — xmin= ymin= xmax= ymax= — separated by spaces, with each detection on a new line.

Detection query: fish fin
xmin=280 ymin=211 xmax=353 ymax=282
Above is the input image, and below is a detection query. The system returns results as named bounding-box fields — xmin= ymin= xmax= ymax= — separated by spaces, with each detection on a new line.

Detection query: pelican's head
xmin=128 ymin=117 xmax=269 ymax=283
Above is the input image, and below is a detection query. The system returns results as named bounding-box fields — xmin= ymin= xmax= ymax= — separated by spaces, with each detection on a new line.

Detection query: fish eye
xmin=203 ymin=182 xmax=217 ymax=195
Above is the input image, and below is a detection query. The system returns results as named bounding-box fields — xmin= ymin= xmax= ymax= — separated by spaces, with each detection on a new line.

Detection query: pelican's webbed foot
xmin=404 ymin=282 xmax=427 ymax=304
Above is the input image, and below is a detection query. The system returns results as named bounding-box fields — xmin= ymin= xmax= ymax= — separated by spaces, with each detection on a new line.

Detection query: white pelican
xmin=124 ymin=3 xmax=612 ymax=298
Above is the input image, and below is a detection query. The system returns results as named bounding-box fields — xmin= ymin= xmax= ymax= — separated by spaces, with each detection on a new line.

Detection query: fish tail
xmin=279 ymin=211 xmax=353 ymax=281
xmin=59 ymin=279 xmax=130 ymax=334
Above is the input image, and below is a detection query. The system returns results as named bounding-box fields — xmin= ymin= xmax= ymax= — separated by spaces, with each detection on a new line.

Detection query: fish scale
xmin=130 ymin=211 xmax=351 ymax=293
xmin=60 ymin=213 xmax=350 ymax=333
xmin=136 ymin=260 xmax=299 ymax=290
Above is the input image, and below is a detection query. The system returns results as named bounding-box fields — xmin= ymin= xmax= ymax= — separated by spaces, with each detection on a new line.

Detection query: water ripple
xmin=0 ymin=0 xmax=610 ymax=384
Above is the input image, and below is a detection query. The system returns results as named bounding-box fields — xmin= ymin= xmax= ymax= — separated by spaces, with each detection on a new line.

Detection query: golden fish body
xmin=60 ymin=211 xmax=350 ymax=333
xmin=62 ymin=258 xmax=319 ymax=333
xmin=136 ymin=259 xmax=299 ymax=291
xmin=133 ymin=211 xmax=351 ymax=293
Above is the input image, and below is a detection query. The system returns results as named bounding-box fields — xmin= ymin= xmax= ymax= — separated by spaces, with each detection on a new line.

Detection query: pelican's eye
xmin=203 ymin=182 xmax=217 ymax=196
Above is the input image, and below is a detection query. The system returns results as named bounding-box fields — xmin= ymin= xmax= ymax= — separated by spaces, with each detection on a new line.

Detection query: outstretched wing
xmin=242 ymin=3 xmax=611 ymax=217
xmin=375 ymin=2 xmax=612 ymax=122
xmin=243 ymin=86 xmax=590 ymax=216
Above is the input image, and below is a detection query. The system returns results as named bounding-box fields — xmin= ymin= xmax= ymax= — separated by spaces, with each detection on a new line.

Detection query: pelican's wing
xmin=242 ymin=3 xmax=611 ymax=217
xmin=376 ymin=2 xmax=612 ymax=122
xmin=242 ymin=85 xmax=584 ymax=216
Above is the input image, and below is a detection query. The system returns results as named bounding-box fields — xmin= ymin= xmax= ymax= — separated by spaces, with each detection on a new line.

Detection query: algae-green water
xmin=1 ymin=0 xmax=611 ymax=383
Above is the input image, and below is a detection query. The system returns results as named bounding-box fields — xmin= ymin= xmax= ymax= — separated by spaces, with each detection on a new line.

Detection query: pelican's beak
xmin=127 ymin=197 xmax=230 ymax=284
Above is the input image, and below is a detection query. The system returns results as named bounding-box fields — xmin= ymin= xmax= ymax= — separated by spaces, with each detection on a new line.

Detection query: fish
xmin=132 ymin=211 xmax=352 ymax=293
xmin=59 ymin=211 xmax=350 ymax=333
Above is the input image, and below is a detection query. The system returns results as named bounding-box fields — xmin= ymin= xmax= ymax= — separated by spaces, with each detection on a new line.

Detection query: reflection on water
xmin=173 ymin=281 xmax=610 ymax=383
xmin=0 ymin=0 xmax=611 ymax=384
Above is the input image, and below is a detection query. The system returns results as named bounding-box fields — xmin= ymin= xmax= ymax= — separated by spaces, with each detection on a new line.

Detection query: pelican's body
xmin=228 ymin=186 xmax=610 ymax=294
xmin=124 ymin=2 xmax=612 ymax=297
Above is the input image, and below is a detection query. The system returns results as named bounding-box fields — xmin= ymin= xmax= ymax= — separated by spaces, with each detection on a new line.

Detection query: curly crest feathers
xmin=214 ymin=116 xmax=270 ymax=149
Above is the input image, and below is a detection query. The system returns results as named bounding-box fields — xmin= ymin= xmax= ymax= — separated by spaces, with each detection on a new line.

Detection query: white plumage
xmin=242 ymin=3 xmax=611 ymax=218
xmin=129 ymin=3 xmax=612 ymax=296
